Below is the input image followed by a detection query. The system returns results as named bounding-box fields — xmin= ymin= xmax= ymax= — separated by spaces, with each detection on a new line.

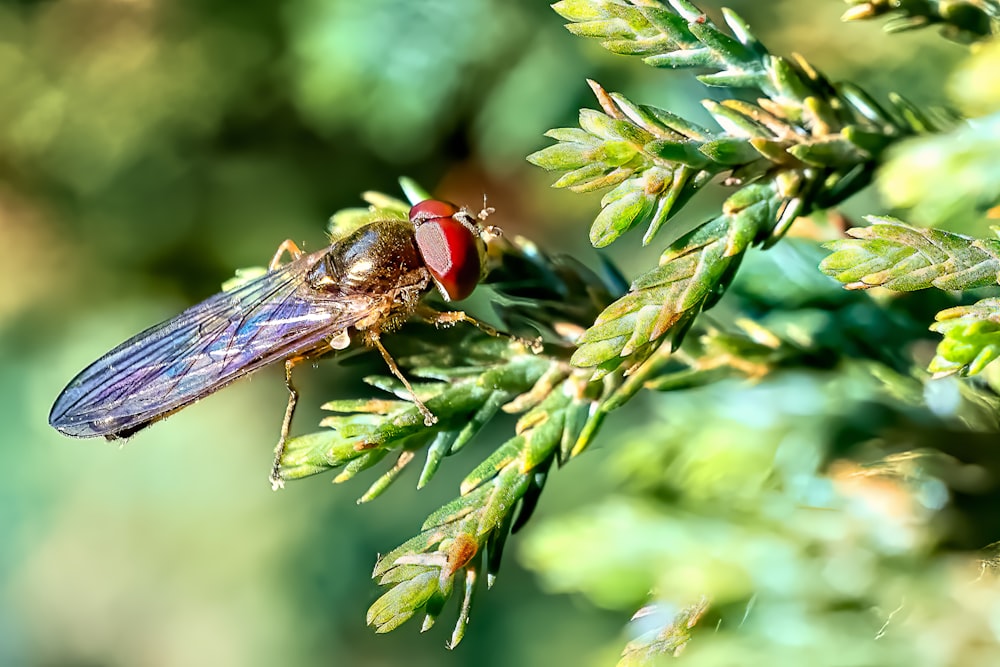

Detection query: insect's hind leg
xmin=415 ymin=305 xmax=543 ymax=353
xmin=269 ymin=359 xmax=299 ymax=490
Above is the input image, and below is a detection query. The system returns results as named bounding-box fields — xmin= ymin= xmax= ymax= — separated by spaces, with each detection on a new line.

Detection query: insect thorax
xmin=330 ymin=220 xmax=426 ymax=291
xmin=310 ymin=219 xmax=433 ymax=334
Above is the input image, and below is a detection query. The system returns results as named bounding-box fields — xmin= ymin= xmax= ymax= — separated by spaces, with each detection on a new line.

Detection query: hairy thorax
xmin=307 ymin=219 xmax=432 ymax=334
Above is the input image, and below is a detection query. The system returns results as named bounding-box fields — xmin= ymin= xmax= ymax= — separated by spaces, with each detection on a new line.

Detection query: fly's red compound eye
xmin=409 ymin=199 xmax=459 ymax=221
xmin=410 ymin=199 xmax=483 ymax=302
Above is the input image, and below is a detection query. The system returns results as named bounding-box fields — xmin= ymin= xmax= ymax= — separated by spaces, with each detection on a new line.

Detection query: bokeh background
xmin=2 ymin=1 xmax=965 ymax=665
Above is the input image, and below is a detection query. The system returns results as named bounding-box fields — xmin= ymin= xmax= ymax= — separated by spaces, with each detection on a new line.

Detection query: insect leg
xmin=416 ymin=305 xmax=544 ymax=353
xmin=369 ymin=332 xmax=438 ymax=426
xmin=269 ymin=239 xmax=305 ymax=270
xmin=269 ymin=359 xmax=299 ymax=490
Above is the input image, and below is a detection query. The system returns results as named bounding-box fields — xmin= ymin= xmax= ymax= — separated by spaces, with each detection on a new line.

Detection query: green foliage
xmin=820 ymin=220 xmax=1000 ymax=384
xmin=4 ymin=0 xmax=994 ymax=662
xmin=820 ymin=218 xmax=1000 ymax=291
xmin=277 ymin=189 xmax=619 ymax=642
xmin=199 ymin=0 xmax=1000 ymax=661
xmin=517 ymin=0 xmax=1000 ymax=663
xmin=878 ymin=114 xmax=1000 ymax=226
xmin=531 ymin=0 xmax=950 ymax=378
xmin=521 ymin=367 xmax=1000 ymax=666
xmin=951 ymin=39 xmax=1000 ymax=115
xmin=618 ymin=600 xmax=707 ymax=665
xmin=930 ymin=299 xmax=1000 ymax=375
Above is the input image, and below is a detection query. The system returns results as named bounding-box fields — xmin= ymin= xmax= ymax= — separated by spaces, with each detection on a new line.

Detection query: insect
xmin=49 ymin=199 xmax=538 ymax=488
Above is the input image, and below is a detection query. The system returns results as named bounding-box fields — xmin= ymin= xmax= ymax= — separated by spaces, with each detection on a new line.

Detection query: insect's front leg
xmin=269 ymin=239 xmax=305 ymax=270
xmin=415 ymin=305 xmax=543 ymax=353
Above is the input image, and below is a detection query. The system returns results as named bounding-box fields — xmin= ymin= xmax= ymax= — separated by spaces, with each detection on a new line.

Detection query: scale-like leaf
xmin=821 ymin=218 xmax=1000 ymax=291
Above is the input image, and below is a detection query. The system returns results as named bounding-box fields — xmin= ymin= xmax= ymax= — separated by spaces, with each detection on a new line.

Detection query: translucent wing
xmin=49 ymin=248 xmax=376 ymax=438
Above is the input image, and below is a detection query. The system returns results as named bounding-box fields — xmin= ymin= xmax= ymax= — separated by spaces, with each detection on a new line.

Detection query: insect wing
xmin=49 ymin=249 xmax=374 ymax=438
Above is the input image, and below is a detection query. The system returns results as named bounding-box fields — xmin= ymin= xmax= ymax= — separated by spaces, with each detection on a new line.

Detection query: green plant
xmin=276 ymin=1 xmax=1000 ymax=662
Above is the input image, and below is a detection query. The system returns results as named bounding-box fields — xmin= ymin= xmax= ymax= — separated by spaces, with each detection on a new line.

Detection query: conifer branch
xmin=273 ymin=186 xmax=905 ymax=643
xmin=842 ymin=0 xmax=1000 ymax=42
xmin=365 ymin=365 xmax=598 ymax=646
xmin=275 ymin=191 xmax=619 ymax=644
xmin=820 ymin=216 xmax=1000 ymax=377
xmin=930 ymin=298 xmax=1000 ymax=376
xmin=823 ymin=220 xmax=1000 ymax=378
xmin=32 ymin=0 xmax=1000 ymax=660
xmin=819 ymin=218 xmax=1000 ymax=291
xmin=259 ymin=2 xmax=991 ymax=651
xmin=532 ymin=0 xmax=953 ymax=378
xmin=618 ymin=598 xmax=708 ymax=665
xmin=569 ymin=181 xmax=767 ymax=375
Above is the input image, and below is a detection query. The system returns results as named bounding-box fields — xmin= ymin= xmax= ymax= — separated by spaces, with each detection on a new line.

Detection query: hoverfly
xmin=49 ymin=199 xmax=536 ymax=488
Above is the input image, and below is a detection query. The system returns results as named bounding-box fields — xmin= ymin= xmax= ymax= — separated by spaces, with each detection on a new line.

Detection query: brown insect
xmin=49 ymin=199 xmax=539 ymax=488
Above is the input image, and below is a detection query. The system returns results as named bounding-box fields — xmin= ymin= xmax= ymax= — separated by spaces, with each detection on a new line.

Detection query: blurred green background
xmin=2 ymin=1 xmax=966 ymax=665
